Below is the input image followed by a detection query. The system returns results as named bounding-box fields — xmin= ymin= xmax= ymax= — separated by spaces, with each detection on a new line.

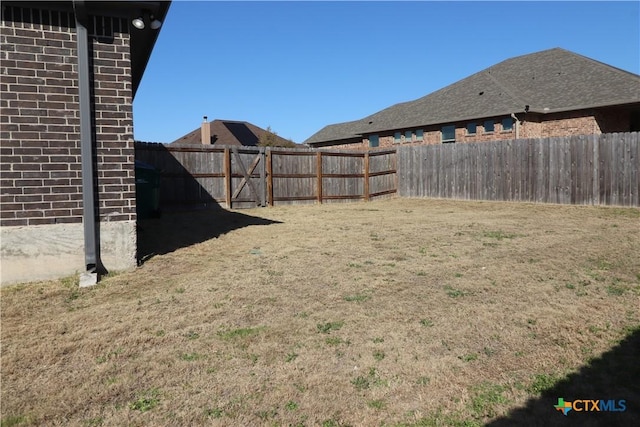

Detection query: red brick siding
xmin=319 ymin=142 xmax=368 ymax=151
xmin=523 ymin=108 xmax=636 ymax=137
xmin=540 ymin=110 xmax=600 ymax=137
xmin=1 ymin=6 xmax=135 ymax=227
xmin=520 ymin=116 xmax=543 ymax=139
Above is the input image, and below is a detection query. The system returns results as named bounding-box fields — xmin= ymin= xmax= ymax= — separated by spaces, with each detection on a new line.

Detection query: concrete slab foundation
xmin=0 ymin=220 xmax=136 ymax=286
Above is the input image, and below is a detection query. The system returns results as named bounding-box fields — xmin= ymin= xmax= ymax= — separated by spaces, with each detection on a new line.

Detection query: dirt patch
xmin=2 ymin=198 xmax=639 ymax=426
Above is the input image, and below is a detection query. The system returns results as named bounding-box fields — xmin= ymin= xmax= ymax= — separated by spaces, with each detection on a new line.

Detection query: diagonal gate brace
xmin=231 ymin=147 xmax=261 ymax=205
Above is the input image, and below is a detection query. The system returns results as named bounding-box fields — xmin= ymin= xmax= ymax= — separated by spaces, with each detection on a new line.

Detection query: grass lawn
xmin=1 ymin=198 xmax=639 ymax=426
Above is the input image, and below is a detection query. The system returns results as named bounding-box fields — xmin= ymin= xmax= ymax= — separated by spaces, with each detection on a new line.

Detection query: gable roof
xmin=172 ymin=120 xmax=294 ymax=146
xmin=305 ymin=48 xmax=640 ymax=144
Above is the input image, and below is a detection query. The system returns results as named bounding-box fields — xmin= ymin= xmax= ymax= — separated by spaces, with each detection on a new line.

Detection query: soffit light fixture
xmin=132 ymin=16 xmax=145 ymax=29
xmin=132 ymin=12 xmax=162 ymax=30
xmin=150 ymin=16 xmax=162 ymax=30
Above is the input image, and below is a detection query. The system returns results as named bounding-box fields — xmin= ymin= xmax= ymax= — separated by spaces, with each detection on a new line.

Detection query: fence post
xmin=259 ymin=147 xmax=266 ymax=207
xmin=392 ymin=147 xmax=398 ymax=195
xmin=592 ymin=134 xmax=600 ymax=206
xmin=224 ymin=147 xmax=231 ymax=208
xmin=266 ymin=148 xmax=273 ymax=206
xmin=363 ymin=151 xmax=370 ymax=201
xmin=316 ymin=151 xmax=323 ymax=204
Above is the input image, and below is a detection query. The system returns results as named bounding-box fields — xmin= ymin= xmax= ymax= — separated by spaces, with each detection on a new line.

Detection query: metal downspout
xmin=74 ymin=1 xmax=99 ymax=286
xmin=511 ymin=113 xmax=520 ymax=139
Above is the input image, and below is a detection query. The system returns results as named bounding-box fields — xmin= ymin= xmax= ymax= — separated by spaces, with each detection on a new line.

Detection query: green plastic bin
xmin=135 ymin=160 xmax=161 ymax=219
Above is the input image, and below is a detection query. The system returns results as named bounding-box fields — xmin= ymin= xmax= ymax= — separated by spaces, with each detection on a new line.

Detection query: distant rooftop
xmin=305 ymin=48 xmax=640 ymax=144
xmin=172 ymin=119 xmax=295 ymax=146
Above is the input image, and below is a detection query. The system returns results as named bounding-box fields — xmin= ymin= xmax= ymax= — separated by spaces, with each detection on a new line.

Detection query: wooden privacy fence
xmin=398 ymin=132 xmax=639 ymax=206
xmin=134 ymin=143 xmax=397 ymax=209
xmin=136 ymin=132 xmax=638 ymax=210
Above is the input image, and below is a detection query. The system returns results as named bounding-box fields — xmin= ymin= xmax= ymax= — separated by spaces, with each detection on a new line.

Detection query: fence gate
xmin=226 ymin=147 xmax=266 ymax=209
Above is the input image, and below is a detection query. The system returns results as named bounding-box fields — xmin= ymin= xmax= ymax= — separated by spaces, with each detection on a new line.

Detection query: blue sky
xmin=132 ymin=1 xmax=640 ymax=144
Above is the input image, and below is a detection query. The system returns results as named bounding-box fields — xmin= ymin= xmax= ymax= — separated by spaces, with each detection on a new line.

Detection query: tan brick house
xmin=305 ymin=48 xmax=640 ymax=150
xmin=1 ymin=1 xmax=170 ymax=285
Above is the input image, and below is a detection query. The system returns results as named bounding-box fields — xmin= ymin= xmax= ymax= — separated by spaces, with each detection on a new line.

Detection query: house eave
xmin=2 ymin=0 xmax=171 ymax=98
xmin=529 ymin=100 xmax=640 ymax=115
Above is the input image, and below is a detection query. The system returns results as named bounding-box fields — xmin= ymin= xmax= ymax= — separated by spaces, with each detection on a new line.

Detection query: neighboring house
xmin=1 ymin=1 xmax=170 ymax=285
xmin=305 ymin=48 xmax=640 ymax=150
xmin=172 ymin=118 xmax=296 ymax=147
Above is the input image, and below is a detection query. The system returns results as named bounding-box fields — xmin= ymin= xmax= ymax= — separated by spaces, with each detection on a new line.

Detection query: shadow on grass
xmin=135 ymin=143 xmax=280 ymax=264
xmin=486 ymin=327 xmax=640 ymax=427
xmin=137 ymin=208 xmax=281 ymax=264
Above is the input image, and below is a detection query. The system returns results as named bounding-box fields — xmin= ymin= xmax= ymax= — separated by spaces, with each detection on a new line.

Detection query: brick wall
xmin=519 ymin=108 xmax=636 ymax=139
xmin=520 ymin=116 xmax=543 ymax=139
xmin=0 ymin=5 xmax=135 ymax=227
xmin=540 ymin=110 xmax=600 ymax=138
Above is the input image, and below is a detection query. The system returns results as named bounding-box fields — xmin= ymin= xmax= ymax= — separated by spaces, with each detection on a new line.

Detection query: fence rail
xmin=398 ymin=132 xmax=639 ymax=206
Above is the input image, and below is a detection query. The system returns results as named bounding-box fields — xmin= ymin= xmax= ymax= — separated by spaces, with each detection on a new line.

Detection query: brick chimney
xmin=201 ymin=116 xmax=211 ymax=145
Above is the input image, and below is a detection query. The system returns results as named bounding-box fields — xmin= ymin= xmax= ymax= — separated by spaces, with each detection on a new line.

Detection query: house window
xmin=466 ymin=122 xmax=477 ymax=135
xmin=405 ymin=130 xmax=412 ymax=143
xmin=369 ymin=135 xmax=379 ymax=148
xmin=416 ymin=129 xmax=424 ymax=141
xmin=502 ymin=117 xmax=513 ymax=131
xmin=484 ymin=120 xmax=495 ymax=133
xmin=394 ymin=132 xmax=402 ymax=144
xmin=441 ymin=125 xmax=455 ymax=143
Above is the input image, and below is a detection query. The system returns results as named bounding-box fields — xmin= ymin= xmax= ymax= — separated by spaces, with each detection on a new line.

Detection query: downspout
xmin=74 ymin=0 xmax=99 ymax=286
xmin=511 ymin=113 xmax=520 ymax=139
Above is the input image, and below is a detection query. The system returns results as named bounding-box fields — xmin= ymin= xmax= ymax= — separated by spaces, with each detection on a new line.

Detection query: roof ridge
xmin=483 ymin=67 xmax=527 ymax=110
xmin=551 ymin=48 xmax=639 ymax=79
xmin=216 ymin=119 xmax=250 ymax=124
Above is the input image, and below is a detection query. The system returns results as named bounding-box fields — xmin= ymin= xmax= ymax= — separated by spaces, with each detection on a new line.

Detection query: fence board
xmin=540 ymin=138 xmax=549 ymax=203
xmin=601 ymin=134 xmax=612 ymax=205
xmin=471 ymin=143 xmax=479 ymax=200
xmin=517 ymin=139 xmax=526 ymax=201
xmin=613 ymin=133 xmax=620 ymax=205
xmin=632 ymin=133 xmax=639 ymax=207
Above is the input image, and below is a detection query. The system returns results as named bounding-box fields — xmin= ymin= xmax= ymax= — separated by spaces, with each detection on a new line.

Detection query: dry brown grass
xmin=2 ymin=198 xmax=639 ymax=427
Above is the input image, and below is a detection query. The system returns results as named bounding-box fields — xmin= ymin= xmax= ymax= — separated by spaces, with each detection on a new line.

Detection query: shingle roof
xmin=305 ymin=48 xmax=640 ymax=144
xmin=303 ymin=119 xmax=365 ymax=146
xmin=172 ymin=120 xmax=294 ymax=146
